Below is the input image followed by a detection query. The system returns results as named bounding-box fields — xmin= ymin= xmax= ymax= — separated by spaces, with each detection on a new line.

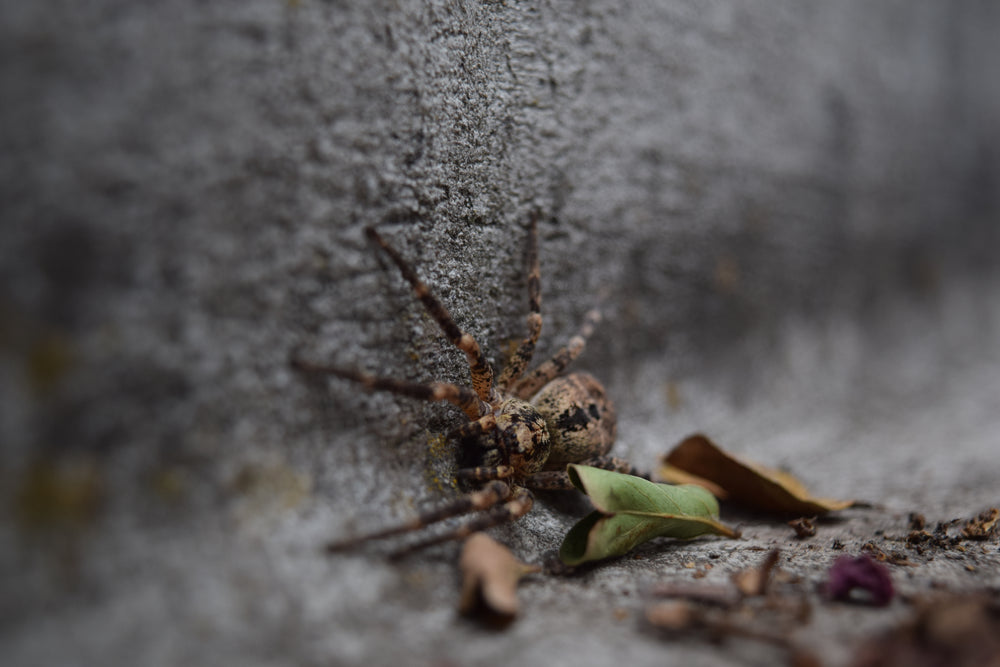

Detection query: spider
xmin=292 ymin=216 xmax=642 ymax=555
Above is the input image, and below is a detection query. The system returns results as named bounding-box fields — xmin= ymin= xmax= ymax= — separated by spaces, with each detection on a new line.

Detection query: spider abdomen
xmin=531 ymin=372 xmax=617 ymax=468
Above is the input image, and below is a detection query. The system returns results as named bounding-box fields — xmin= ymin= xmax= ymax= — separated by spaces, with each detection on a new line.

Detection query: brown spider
xmin=293 ymin=216 xmax=642 ymax=555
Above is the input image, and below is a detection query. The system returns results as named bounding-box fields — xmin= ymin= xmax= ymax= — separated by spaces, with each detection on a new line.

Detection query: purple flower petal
xmin=827 ymin=554 xmax=894 ymax=606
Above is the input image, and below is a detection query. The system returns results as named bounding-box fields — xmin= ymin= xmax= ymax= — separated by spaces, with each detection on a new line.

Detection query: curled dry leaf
xmin=559 ymin=465 xmax=739 ymax=566
xmin=659 ymin=434 xmax=855 ymax=515
xmin=458 ymin=533 xmax=540 ymax=626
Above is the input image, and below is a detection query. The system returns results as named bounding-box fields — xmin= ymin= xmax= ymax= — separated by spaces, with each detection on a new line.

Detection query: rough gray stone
xmin=1 ymin=2 xmax=998 ymax=666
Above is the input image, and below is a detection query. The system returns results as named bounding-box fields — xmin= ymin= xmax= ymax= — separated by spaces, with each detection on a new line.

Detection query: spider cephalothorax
xmin=479 ymin=397 xmax=553 ymax=478
xmin=293 ymin=216 xmax=639 ymax=554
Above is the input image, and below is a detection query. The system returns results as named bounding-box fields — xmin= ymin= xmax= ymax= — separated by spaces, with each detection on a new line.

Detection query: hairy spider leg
xmin=291 ymin=357 xmax=489 ymax=420
xmin=497 ymin=213 xmax=543 ymax=390
xmin=456 ymin=465 xmax=515 ymax=481
xmin=512 ymin=308 xmax=602 ymax=399
xmin=325 ymin=480 xmax=512 ymax=553
xmin=447 ymin=414 xmax=497 ymax=440
xmin=524 ymin=455 xmax=649 ymax=490
xmin=365 ymin=227 xmax=498 ymax=404
xmin=447 ymin=417 xmax=519 ymax=482
xmin=388 ymin=487 xmax=534 ymax=560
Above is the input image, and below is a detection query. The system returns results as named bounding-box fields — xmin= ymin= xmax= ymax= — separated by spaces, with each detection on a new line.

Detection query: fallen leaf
xmin=826 ymin=554 xmax=894 ymax=606
xmin=657 ymin=465 xmax=728 ymax=499
xmin=660 ymin=434 xmax=855 ymax=515
xmin=458 ymin=533 xmax=540 ymax=626
xmin=559 ymin=465 xmax=739 ymax=566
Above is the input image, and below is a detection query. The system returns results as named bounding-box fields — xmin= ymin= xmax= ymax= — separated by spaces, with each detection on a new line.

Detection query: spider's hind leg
xmin=325 ymin=480 xmax=512 ymax=553
xmin=387 ymin=487 xmax=534 ymax=560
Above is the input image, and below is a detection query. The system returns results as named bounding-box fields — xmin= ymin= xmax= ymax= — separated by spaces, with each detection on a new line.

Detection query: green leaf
xmin=559 ymin=465 xmax=739 ymax=566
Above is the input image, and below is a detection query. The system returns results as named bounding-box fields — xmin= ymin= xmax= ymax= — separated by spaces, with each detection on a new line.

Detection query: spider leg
xmin=388 ymin=487 xmax=534 ymax=560
xmin=447 ymin=414 xmax=497 ymax=440
xmin=525 ymin=456 xmax=649 ymax=491
xmin=291 ymin=356 xmax=488 ymax=419
xmin=512 ymin=308 xmax=602 ymax=399
xmin=325 ymin=480 xmax=511 ymax=553
xmin=497 ymin=213 xmax=542 ymax=390
xmin=457 ymin=465 xmax=515 ymax=482
xmin=366 ymin=227 xmax=497 ymax=403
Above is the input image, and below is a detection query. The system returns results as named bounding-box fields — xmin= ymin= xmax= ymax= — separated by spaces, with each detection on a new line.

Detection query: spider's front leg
xmin=365 ymin=227 xmax=498 ymax=403
xmin=497 ymin=213 xmax=543 ymax=391
xmin=290 ymin=356 xmax=489 ymax=420
xmin=524 ymin=456 xmax=649 ymax=491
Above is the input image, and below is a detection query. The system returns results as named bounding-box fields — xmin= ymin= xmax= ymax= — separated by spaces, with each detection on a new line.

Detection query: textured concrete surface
xmin=2 ymin=2 xmax=999 ymax=666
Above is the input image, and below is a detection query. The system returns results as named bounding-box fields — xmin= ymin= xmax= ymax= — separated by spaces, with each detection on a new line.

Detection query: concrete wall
xmin=2 ymin=2 xmax=998 ymax=665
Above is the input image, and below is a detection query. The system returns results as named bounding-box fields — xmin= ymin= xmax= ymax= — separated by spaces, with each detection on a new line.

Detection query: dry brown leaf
xmin=458 ymin=533 xmax=540 ymax=626
xmin=656 ymin=465 xmax=728 ymax=499
xmin=659 ymin=434 xmax=855 ymax=515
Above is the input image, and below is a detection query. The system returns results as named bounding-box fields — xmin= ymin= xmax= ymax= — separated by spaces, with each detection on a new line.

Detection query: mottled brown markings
xmin=493 ymin=398 xmax=552 ymax=476
xmin=294 ymin=218 xmax=639 ymax=554
xmin=531 ymin=373 xmax=616 ymax=466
